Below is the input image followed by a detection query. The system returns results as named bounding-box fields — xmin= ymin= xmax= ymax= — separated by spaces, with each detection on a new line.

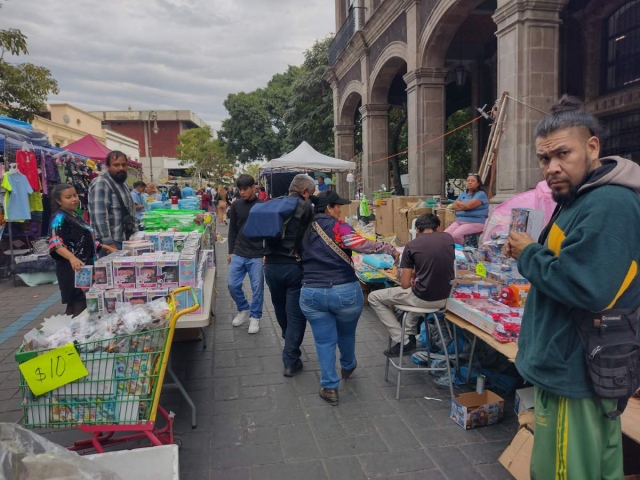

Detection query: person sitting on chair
xmin=369 ymin=213 xmax=455 ymax=357
xmin=445 ymin=174 xmax=488 ymax=245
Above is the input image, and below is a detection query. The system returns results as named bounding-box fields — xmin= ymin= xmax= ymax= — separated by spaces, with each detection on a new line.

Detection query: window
xmin=603 ymin=1 xmax=640 ymax=93
xmin=602 ymin=110 xmax=640 ymax=165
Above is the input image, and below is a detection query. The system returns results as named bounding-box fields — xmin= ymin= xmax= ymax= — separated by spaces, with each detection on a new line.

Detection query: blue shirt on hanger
xmin=2 ymin=172 xmax=34 ymax=221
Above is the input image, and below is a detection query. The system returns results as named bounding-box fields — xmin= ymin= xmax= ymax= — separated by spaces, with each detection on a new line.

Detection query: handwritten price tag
xmin=475 ymin=262 xmax=487 ymax=278
xmin=19 ymin=344 xmax=88 ymax=396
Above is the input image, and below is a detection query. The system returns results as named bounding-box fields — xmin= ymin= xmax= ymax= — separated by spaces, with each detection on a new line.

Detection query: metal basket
xmin=32 ymin=238 xmax=49 ymax=255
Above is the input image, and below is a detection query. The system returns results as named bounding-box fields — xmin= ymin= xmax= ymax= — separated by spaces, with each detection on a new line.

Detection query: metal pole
xmin=148 ymin=114 xmax=154 ymax=183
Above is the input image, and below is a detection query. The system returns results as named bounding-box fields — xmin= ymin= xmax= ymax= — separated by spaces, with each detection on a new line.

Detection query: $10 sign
xmin=19 ymin=344 xmax=89 ymax=396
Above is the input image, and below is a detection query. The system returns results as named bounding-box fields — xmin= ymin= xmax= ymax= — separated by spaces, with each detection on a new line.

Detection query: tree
xmin=0 ymin=29 xmax=59 ymax=122
xmin=445 ymin=109 xmax=473 ymax=189
xmin=285 ymin=37 xmax=334 ymax=156
xmin=388 ymin=105 xmax=408 ymax=194
xmin=176 ymin=126 xmax=235 ymax=186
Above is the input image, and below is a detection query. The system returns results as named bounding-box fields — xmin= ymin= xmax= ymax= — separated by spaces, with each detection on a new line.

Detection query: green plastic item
xmin=359 ymin=195 xmax=370 ymax=217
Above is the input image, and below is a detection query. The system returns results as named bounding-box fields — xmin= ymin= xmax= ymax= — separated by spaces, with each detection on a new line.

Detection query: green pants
xmin=531 ymin=386 xmax=623 ymax=480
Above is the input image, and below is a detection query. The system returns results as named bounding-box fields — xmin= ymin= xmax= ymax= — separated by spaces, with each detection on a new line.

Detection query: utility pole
xmin=148 ymin=111 xmax=158 ymax=182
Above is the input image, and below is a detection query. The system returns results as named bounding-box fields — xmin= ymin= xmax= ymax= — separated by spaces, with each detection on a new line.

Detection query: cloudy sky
xmin=1 ymin=0 xmax=335 ymax=130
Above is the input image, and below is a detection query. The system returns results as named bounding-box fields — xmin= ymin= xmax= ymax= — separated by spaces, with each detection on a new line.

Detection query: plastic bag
xmin=0 ymin=423 xmax=122 ymax=480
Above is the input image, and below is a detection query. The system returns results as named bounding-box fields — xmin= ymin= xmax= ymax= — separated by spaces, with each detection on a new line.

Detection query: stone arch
xmin=418 ymin=0 xmax=486 ymax=69
xmin=339 ymin=80 xmax=364 ymax=125
xmin=369 ymin=41 xmax=408 ymax=104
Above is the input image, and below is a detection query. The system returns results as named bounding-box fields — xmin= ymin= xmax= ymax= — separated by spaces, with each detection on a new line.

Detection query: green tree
xmin=445 ymin=109 xmax=473 ymax=189
xmin=285 ymin=37 xmax=334 ymax=156
xmin=388 ymin=105 xmax=408 ymax=193
xmin=0 ymin=29 xmax=59 ymax=122
xmin=176 ymin=126 xmax=235 ymax=185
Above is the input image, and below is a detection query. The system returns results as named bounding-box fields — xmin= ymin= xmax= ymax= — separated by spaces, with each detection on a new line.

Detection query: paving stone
xmin=439 ymin=467 xmax=486 ymax=480
xmin=250 ymin=460 xmax=328 ymax=480
xmin=458 ymin=440 xmax=512 ymax=465
xmin=270 ymin=383 xmax=302 ymax=410
xmin=475 ymin=462 xmax=515 ymax=479
xmin=323 ymin=455 xmax=368 ymax=480
xmin=334 ymin=400 xmax=395 ymax=420
xmin=279 ymin=423 xmax=322 ymax=461
xmin=246 ymin=408 xmax=307 ymax=427
xmin=211 ymin=396 xmax=272 ymax=415
xmin=213 ymin=365 xmax=263 ymax=378
xmin=240 ymin=384 xmax=269 ymax=399
xmin=391 ymin=399 xmax=439 ymax=430
xmin=373 ymin=469 xmax=447 ymax=480
xmin=413 ymin=426 xmax=484 ymax=448
xmin=371 ymin=415 xmax=421 ymax=451
xmin=240 ymin=373 xmax=286 ymax=387
xmin=358 ymin=449 xmax=435 ymax=476
xmin=306 ymin=407 xmax=346 ymax=439
xmin=426 ymin=446 xmax=472 ymax=472
xmin=236 ymin=347 xmax=281 ymax=358
xmin=207 ymin=467 xmax=252 ymax=480
xmin=179 ymin=432 xmax=212 ymax=472
xmin=245 ymin=425 xmax=280 ymax=445
xmin=340 ymin=418 xmax=378 ymax=436
xmin=211 ymin=443 xmax=284 ymax=469
xmin=213 ymin=352 xmax=238 ymax=368
xmin=316 ymin=434 xmax=388 ymax=457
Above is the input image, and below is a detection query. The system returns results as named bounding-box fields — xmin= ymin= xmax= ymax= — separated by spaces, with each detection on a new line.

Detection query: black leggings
xmin=65 ymin=298 xmax=87 ymax=317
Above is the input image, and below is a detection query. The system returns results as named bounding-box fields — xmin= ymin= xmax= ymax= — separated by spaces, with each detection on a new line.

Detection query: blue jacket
xmin=181 ymin=186 xmax=195 ymax=198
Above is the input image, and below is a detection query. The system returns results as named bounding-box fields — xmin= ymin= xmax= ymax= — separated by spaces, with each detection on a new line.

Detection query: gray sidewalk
xmin=0 ymin=225 xmax=517 ymax=479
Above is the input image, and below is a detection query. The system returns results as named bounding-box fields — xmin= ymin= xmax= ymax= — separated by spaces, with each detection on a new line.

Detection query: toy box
xmin=94 ymin=257 xmax=114 ymax=289
xmin=157 ymin=253 xmax=180 ymax=287
xmin=446 ymin=298 xmax=504 ymax=334
xmin=179 ymin=254 xmax=197 ymax=287
xmin=185 ymin=281 xmax=204 ymax=315
xmin=144 ymin=232 xmax=161 ymax=251
xmin=104 ymin=289 xmax=124 ymax=314
xmin=113 ymin=257 xmax=138 ymax=289
xmin=514 ymin=387 xmax=535 ymax=415
xmin=159 ymin=232 xmax=174 ymax=252
xmin=172 ymin=289 xmax=189 ymax=311
xmin=85 ymin=287 xmax=105 ymax=316
xmin=75 ymin=265 xmax=93 ymax=289
xmin=122 ymin=240 xmax=154 ymax=256
xmin=450 ymin=390 xmax=504 ymax=429
xmin=135 ymin=255 xmax=159 ymax=288
xmin=147 ymin=288 xmax=169 ymax=302
xmin=173 ymin=233 xmax=189 ymax=253
xmin=124 ymin=288 xmax=149 ymax=306
xmin=509 ymin=208 xmax=545 ymax=241
xmin=202 ymin=249 xmax=214 ymax=269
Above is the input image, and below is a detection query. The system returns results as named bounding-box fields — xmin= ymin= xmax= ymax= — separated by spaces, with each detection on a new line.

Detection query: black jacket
xmin=228 ymin=197 xmax=264 ymax=258
xmin=265 ymin=193 xmax=314 ymax=264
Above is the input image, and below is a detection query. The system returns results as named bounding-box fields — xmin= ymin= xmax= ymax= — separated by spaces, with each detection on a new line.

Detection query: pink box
xmin=124 ymin=289 xmax=148 ymax=306
xmin=135 ymin=255 xmax=159 ymax=288
xmin=113 ymin=257 xmax=138 ymax=289
xmin=157 ymin=253 xmax=180 ymax=288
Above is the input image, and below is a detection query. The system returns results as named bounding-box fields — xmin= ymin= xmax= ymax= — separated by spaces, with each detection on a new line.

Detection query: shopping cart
xmin=15 ymin=286 xmax=199 ymax=454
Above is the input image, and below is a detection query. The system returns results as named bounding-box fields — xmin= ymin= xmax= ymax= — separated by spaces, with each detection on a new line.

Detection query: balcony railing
xmin=328 ymin=7 xmax=365 ymax=66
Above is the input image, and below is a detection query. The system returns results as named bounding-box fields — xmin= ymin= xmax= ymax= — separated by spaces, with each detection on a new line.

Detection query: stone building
xmin=327 ymin=0 xmax=640 ymax=201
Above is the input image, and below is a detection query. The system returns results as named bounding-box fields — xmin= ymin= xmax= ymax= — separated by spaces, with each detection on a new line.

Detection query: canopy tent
xmin=260 ymin=141 xmax=355 ymax=173
xmin=0 ymin=116 xmax=49 ymax=146
xmin=65 ymin=134 xmax=142 ymax=167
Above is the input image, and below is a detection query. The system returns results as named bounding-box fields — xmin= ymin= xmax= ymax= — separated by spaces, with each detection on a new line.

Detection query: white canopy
xmin=259 ymin=141 xmax=356 ymax=173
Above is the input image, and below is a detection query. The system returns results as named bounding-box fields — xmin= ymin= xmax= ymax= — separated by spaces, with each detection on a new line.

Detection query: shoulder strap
xmin=312 ymin=221 xmax=353 ymax=267
xmin=104 ymin=175 xmax=130 ymax=215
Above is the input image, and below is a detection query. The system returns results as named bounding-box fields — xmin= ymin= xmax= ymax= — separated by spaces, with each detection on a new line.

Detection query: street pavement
xmin=0 ymin=224 xmax=516 ymax=479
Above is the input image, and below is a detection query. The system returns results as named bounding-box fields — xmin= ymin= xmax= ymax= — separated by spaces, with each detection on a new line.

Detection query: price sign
xmin=19 ymin=344 xmax=88 ymax=396
xmin=475 ymin=262 xmax=487 ymax=278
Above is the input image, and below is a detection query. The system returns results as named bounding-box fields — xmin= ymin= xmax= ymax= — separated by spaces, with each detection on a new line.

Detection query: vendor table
xmin=164 ymin=266 xmax=216 ymax=429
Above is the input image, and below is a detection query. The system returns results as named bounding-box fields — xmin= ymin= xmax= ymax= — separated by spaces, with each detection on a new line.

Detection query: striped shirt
xmin=88 ymin=174 xmax=136 ymax=245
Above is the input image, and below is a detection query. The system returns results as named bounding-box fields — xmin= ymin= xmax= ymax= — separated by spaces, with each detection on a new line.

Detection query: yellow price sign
xmin=19 ymin=344 xmax=88 ymax=397
xmin=475 ymin=262 xmax=487 ymax=278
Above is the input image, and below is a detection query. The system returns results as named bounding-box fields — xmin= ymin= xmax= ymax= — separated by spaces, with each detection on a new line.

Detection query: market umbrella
xmin=64 ymin=134 xmax=111 ymax=162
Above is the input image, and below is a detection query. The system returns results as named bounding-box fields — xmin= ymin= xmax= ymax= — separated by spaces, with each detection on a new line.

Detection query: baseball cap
xmin=314 ymin=191 xmax=351 ymax=209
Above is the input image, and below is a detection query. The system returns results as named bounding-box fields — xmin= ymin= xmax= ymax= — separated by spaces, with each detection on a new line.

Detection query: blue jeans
xmin=300 ymin=281 xmax=364 ymax=389
xmin=264 ymin=263 xmax=307 ymax=368
xmin=227 ymin=255 xmax=264 ymax=319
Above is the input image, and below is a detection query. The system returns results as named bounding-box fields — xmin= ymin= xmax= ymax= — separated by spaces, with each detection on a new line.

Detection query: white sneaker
xmin=248 ymin=318 xmax=260 ymax=334
xmin=232 ymin=310 xmax=250 ymax=327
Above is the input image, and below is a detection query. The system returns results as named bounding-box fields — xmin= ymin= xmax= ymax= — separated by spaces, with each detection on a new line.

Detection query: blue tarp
xmin=0 ymin=115 xmax=34 ymax=130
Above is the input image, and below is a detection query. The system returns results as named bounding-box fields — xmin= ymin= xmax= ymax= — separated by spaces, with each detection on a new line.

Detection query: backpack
xmin=243 ymin=196 xmax=299 ymax=239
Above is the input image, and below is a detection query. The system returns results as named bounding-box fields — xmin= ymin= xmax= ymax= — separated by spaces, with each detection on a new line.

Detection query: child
xmin=49 ymin=184 xmax=116 ymax=317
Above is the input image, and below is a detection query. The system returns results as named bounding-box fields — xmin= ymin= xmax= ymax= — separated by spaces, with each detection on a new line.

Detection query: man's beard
xmin=109 ymin=171 xmax=127 ymax=183
xmin=551 ymin=183 xmax=579 ymax=205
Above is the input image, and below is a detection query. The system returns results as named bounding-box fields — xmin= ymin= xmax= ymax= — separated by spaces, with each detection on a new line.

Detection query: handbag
xmin=312 ymin=221 xmax=353 ymax=267
xmin=104 ymin=175 xmax=137 ymax=240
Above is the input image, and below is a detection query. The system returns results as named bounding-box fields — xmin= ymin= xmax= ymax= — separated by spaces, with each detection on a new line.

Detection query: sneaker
xmin=383 ymin=337 xmax=417 ymax=358
xmin=248 ymin=317 xmax=260 ymax=334
xmin=319 ymin=388 xmax=339 ymax=406
xmin=232 ymin=310 xmax=250 ymax=327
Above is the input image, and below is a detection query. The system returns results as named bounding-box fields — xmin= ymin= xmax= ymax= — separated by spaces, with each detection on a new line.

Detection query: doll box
xmin=135 ymin=255 xmax=159 ymax=288
xmin=179 ymin=254 xmax=197 ymax=287
xmin=85 ymin=287 xmax=105 ymax=317
xmin=144 ymin=232 xmax=161 ymax=251
xmin=147 ymin=288 xmax=169 ymax=302
xmin=103 ymin=289 xmax=124 ymax=314
xmin=113 ymin=258 xmax=138 ymax=289
xmin=93 ymin=258 xmax=114 ymax=289
xmin=173 ymin=233 xmax=189 ymax=253
xmin=159 ymin=233 xmax=175 ymax=253
xmin=75 ymin=265 xmax=93 ymax=289
xmin=124 ymin=289 xmax=149 ymax=306
xmin=157 ymin=253 xmax=180 ymax=288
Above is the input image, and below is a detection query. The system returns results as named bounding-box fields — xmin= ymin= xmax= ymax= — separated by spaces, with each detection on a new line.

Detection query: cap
xmin=315 ymin=191 xmax=351 ymax=209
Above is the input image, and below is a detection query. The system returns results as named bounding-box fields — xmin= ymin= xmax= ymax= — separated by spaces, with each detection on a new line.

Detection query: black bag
xmin=104 ymin=176 xmax=137 ymax=240
xmin=573 ymin=307 xmax=640 ymax=418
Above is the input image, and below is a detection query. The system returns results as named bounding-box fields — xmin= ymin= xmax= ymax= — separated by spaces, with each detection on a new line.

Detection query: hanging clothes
xmin=2 ymin=172 xmax=34 ymax=221
xmin=16 ymin=149 xmax=40 ymax=192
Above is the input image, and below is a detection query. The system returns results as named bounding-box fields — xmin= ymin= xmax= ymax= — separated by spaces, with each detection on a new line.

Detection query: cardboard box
xmin=444 ymin=208 xmax=456 ymax=230
xmin=450 ymin=390 xmax=504 ymax=429
xmin=374 ymin=199 xmax=395 ymax=236
xmin=499 ymin=427 xmax=534 ymax=480
xmin=514 ymin=387 xmax=535 ymax=415
xmin=157 ymin=253 xmax=180 ymax=287
xmin=397 ymin=204 xmax=431 ymax=245
xmin=436 ymin=208 xmax=446 ymax=232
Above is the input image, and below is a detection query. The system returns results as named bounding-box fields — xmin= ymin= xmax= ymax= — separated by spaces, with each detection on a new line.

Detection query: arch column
xmin=334 ymin=124 xmax=355 ymax=197
xmin=360 ymin=103 xmax=390 ymax=198
xmin=404 ymin=68 xmax=448 ymax=196
xmin=492 ymin=0 xmax=569 ymax=202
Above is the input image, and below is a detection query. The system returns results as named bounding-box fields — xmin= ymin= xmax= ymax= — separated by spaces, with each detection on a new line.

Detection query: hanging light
xmin=452 ymin=64 xmax=468 ymax=87
xmin=346 ymin=172 xmax=354 ymax=183
xmin=152 ymin=120 xmax=159 ymax=134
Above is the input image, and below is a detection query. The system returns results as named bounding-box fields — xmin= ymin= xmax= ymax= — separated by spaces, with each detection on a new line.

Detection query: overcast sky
xmin=1 ymin=0 xmax=335 ymax=130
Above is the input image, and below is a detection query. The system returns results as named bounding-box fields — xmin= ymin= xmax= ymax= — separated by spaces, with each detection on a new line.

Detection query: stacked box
xmin=202 ymin=249 xmax=214 ymax=269
xmin=159 ymin=232 xmax=174 ymax=252
xmin=93 ymin=256 xmax=114 ymax=289
xmin=113 ymin=257 xmax=137 ymax=289
xmin=85 ymin=287 xmax=105 ymax=316
xmin=135 ymin=255 xmax=159 ymax=288
xmin=124 ymin=288 xmax=148 ymax=306
xmin=179 ymin=254 xmax=197 ymax=287
xmin=144 ymin=232 xmax=160 ymax=251
xmin=157 ymin=253 xmax=180 ymax=287
xmin=75 ymin=265 xmax=93 ymax=289
xmin=188 ymin=281 xmax=204 ymax=315
xmin=104 ymin=289 xmax=124 ymax=314
xmin=147 ymin=288 xmax=169 ymax=302
xmin=173 ymin=233 xmax=188 ymax=253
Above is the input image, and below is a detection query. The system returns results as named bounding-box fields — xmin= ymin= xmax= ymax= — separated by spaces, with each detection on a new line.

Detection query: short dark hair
xmin=534 ymin=95 xmax=607 ymax=142
xmin=51 ymin=183 xmax=75 ymax=212
xmin=106 ymin=150 xmax=127 ymax=166
xmin=236 ymin=174 xmax=255 ymax=189
xmin=415 ymin=213 xmax=440 ymax=232
xmin=133 ymin=181 xmax=146 ymax=189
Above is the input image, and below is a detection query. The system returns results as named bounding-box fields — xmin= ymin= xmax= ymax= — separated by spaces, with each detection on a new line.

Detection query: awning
xmin=163 ymin=158 xmax=192 ymax=170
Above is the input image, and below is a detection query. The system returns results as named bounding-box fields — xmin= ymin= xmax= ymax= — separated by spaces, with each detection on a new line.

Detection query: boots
xmin=319 ymin=388 xmax=339 ymax=406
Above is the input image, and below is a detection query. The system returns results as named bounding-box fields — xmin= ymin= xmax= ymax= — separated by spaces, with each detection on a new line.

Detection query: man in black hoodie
xmin=228 ymin=174 xmax=265 ymax=334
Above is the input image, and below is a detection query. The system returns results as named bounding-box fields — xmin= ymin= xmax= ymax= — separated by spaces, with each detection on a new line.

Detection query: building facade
xmin=89 ymin=110 xmax=206 ymax=183
xmin=328 ymin=0 xmax=640 ymax=201
xmin=33 ymin=104 xmax=107 ymax=148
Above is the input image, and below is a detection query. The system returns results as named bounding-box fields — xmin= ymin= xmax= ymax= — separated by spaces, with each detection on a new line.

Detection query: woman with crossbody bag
xmin=299 ymin=191 xmax=399 ymax=406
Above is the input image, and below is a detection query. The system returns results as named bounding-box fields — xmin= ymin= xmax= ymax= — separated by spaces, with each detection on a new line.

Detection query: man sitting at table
xmin=368 ymin=213 xmax=455 ymax=357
